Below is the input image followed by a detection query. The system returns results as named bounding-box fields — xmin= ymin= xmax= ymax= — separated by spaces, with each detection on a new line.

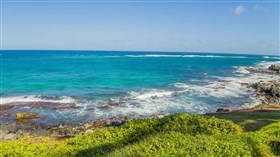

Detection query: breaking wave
xmin=1 ymin=61 xmax=279 ymax=125
xmin=0 ymin=95 xmax=76 ymax=105
xmin=124 ymin=54 xmax=248 ymax=58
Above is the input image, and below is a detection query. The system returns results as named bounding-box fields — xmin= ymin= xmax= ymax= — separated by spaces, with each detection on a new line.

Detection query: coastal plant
xmin=0 ymin=114 xmax=279 ymax=157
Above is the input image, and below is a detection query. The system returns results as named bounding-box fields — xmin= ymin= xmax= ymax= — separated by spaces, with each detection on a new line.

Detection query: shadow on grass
xmin=76 ymin=118 xmax=164 ymax=157
xmin=76 ymin=111 xmax=280 ymax=156
xmin=207 ymin=110 xmax=280 ymax=131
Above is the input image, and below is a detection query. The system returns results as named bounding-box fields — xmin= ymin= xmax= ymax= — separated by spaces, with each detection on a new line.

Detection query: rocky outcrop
xmin=0 ymin=123 xmax=19 ymax=140
xmin=216 ymin=108 xmax=232 ymax=113
xmin=1 ymin=123 xmax=18 ymax=133
xmin=0 ymin=104 xmax=14 ymax=111
xmin=3 ymin=133 xmax=17 ymax=140
xmin=232 ymin=64 xmax=280 ymax=112
xmin=247 ymin=69 xmax=279 ymax=75
xmin=245 ymin=64 xmax=280 ymax=75
xmin=251 ymin=81 xmax=280 ymax=97
xmin=1 ymin=102 xmax=80 ymax=111
xmin=0 ymin=115 xmax=132 ymax=140
xmin=251 ymin=81 xmax=280 ymax=106
xmin=268 ymin=65 xmax=280 ymax=72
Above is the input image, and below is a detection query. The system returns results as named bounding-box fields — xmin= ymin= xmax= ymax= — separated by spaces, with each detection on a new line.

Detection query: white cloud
xmin=235 ymin=5 xmax=245 ymax=15
xmin=253 ymin=4 xmax=268 ymax=12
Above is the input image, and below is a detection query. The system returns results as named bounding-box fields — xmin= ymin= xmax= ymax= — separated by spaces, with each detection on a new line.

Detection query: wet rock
xmin=1 ymin=102 xmax=80 ymax=111
xmin=16 ymin=112 xmax=39 ymax=120
xmin=22 ymin=102 xmax=80 ymax=110
xmin=239 ymin=82 xmax=249 ymax=87
xmin=251 ymin=81 xmax=280 ymax=106
xmin=216 ymin=108 xmax=231 ymax=113
xmin=0 ymin=123 xmax=18 ymax=133
xmin=104 ymin=116 xmax=131 ymax=127
xmin=110 ymin=121 xmax=123 ymax=127
xmin=98 ymin=102 xmax=125 ymax=110
xmin=268 ymin=65 xmax=280 ymax=72
xmin=2 ymin=113 xmax=11 ymax=118
xmin=247 ymin=68 xmax=279 ymax=75
xmin=0 ymin=104 xmax=14 ymax=111
xmin=252 ymin=82 xmax=280 ymax=96
xmin=4 ymin=133 xmax=17 ymax=140
xmin=109 ymin=102 xmax=123 ymax=107
xmin=97 ymin=105 xmax=111 ymax=109
xmin=37 ymin=95 xmax=61 ymax=100
xmin=0 ymin=112 xmax=11 ymax=118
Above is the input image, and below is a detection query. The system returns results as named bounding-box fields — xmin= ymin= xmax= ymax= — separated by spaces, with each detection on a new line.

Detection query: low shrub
xmin=0 ymin=114 xmax=279 ymax=157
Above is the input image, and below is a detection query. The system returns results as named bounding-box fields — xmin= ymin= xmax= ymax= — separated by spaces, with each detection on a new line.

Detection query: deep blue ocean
xmin=1 ymin=50 xmax=279 ymax=125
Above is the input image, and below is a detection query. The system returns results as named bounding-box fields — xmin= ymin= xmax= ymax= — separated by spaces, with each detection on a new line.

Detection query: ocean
xmin=1 ymin=50 xmax=279 ymax=125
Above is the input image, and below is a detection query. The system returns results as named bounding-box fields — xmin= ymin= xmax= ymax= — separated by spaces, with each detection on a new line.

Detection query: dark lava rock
xmin=268 ymin=65 xmax=280 ymax=72
xmin=247 ymin=68 xmax=280 ymax=75
xmin=97 ymin=105 xmax=111 ymax=109
xmin=252 ymin=81 xmax=280 ymax=97
xmin=110 ymin=121 xmax=124 ymax=127
xmin=216 ymin=108 xmax=231 ymax=113
xmin=0 ymin=104 xmax=14 ymax=111
xmin=251 ymin=81 xmax=280 ymax=105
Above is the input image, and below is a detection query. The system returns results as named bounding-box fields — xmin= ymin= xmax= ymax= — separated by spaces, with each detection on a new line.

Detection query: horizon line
xmin=1 ymin=49 xmax=279 ymax=56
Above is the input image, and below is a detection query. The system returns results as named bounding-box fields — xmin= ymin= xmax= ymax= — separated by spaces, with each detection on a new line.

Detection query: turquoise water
xmin=1 ymin=50 xmax=279 ymax=125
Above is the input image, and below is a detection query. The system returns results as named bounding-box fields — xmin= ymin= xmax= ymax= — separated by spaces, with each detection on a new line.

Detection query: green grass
xmin=207 ymin=110 xmax=280 ymax=131
xmin=0 ymin=114 xmax=279 ymax=157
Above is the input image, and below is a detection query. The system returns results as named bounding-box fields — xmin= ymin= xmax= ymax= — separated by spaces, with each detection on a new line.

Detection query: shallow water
xmin=1 ymin=50 xmax=279 ymax=125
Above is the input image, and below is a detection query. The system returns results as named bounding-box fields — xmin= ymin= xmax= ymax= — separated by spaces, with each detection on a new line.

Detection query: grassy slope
xmin=207 ymin=110 xmax=280 ymax=131
xmin=0 ymin=114 xmax=279 ymax=157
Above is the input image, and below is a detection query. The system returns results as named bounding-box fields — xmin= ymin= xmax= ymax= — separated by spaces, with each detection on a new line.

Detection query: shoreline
xmin=1 ymin=62 xmax=279 ymax=141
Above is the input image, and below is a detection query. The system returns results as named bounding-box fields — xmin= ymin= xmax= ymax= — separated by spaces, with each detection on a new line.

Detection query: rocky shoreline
xmin=216 ymin=64 xmax=280 ymax=113
xmin=1 ymin=63 xmax=280 ymax=141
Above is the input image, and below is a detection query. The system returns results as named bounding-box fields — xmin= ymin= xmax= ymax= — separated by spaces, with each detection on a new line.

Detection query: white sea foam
xmin=262 ymin=56 xmax=280 ymax=60
xmin=124 ymin=54 xmax=247 ymax=58
xmin=256 ymin=61 xmax=280 ymax=69
xmin=272 ymin=56 xmax=280 ymax=59
xmin=103 ymin=56 xmax=121 ymax=58
xmin=2 ymin=60 xmax=280 ymax=125
xmin=133 ymin=90 xmax=174 ymax=100
xmin=77 ymin=61 xmax=280 ymax=120
xmin=233 ymin=66 xmax=251 ymax=74
xmin=125 ymin=54 xmax=182 ymax=58
xmin=0 ymin=95 xmax=76 ymax=105
xmin=182 ymin=55 xmax=225 ymax=58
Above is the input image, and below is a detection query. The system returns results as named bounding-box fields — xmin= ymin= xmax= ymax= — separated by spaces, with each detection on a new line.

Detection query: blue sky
xmin=1 ymin=0 xmax=279 ymax=55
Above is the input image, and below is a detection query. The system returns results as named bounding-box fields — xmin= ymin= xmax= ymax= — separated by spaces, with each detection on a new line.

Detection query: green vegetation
xmin=208 ymin=110 xmax=280 ymax=131
xmin=0 ymin=114 xmax=279 ymax=157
